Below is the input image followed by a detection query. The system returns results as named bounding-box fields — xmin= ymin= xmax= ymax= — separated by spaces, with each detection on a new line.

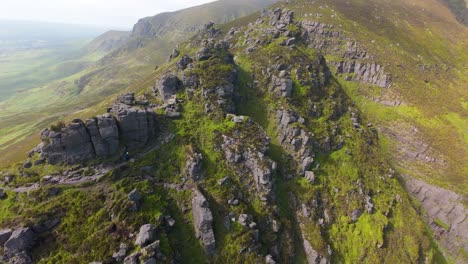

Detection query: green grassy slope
xmin=0 ymin=0 xmax=277 ymax=166
xmin=0 ymin=3 xmax=454 ymax=262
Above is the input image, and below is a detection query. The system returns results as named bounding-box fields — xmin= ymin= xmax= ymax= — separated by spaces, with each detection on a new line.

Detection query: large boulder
xmin=135 ymin=224 xmax=155 ymax=246
xmin=40 ymin=120 xmax=96 ymax=164
xmin=191 ymin=190 xmax=216 ymax=255
xmin=4 ymin=228 xmax=35 ymax=258
xmin=155 ymin=74 xmax=181 ymax=101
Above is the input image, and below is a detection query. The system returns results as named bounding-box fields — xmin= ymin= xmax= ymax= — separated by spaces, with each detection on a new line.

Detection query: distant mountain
xmin=86 ymin=30 xmax=131 ymax=53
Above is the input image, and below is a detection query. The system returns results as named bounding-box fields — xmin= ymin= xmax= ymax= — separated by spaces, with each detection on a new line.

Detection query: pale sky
xmin=0 ymin=0 xmax=218 ymax=29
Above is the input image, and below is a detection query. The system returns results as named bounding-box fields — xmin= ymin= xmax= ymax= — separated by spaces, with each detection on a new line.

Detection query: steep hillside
xmin=0 ymin=0 xmax=276 ymax=166
xmin=0 ymin=0 xmax=466 ymax=263
xmin=86 ymin=31 xmax=131 ymax=53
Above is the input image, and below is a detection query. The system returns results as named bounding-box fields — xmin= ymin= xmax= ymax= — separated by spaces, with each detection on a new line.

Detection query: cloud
xmin=0 ymin=0 xmax=217 ymax=29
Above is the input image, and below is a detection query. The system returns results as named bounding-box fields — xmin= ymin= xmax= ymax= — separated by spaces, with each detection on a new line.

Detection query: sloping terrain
xmin=0 ymin=0 xmax=276 ymax=166
xmin=0 ymin=0 xmax=467 ymax=263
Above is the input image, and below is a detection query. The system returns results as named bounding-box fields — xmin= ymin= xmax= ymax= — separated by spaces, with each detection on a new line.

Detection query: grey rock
xmin=305 ymin=171 xmax=316 ymax=184
xmin=112 ymin=103 xmax=157 ymax=151
xmin=185 ymin=152 xmax=203 ymax=181
xmin=169 ymin=49 xmax=180 ymax=60
xmin=155 ymin=74 xmax=181 ymax=101
xmin=142 ymin=258 xmax=157 ymax=264
xmin=128 ymin=189 xmax=141 ymax=202
xmin=4 ymin=228 xmax=35 ymax=257
xmin=238 ymin=214 xmax=249 ymax=226
xmin=123 ymin=252 xmax=141 ymax=264
xmin=303 ymin=238 xmax=329 ymax=264
xmin=118 ymin=93 xmax=135 ymax=105
xmin=0 ymin=229 xmax=12 ymax=246
xmin=266 ymin=255 xmax=277 ymax=264
xmin=85 ymin=114 xmax=119 ymax=158
xmin=350 ymin=209 xmax=363 ymax=222
xmin=22 ymin=161 xmax=32 ymax=169
xmin=141 ymin=240 xmax=161 ymax=258
xmin=7 ymin=251 xmax=32 ymax=264
xmin=112 ymin=243 xmax=127 ymax=262
xmin=0 ymin=188 xmax=6 ymax=199
xmin=32 ymin=218 xmax=60 ymax=233
xmin=135 ymin=224 xmax=155 ymax=246
xmin=270 ymin=75 xmax=293 ymax=98
xmin=192 ymin=190 xmax=216 ymax=255
xmin=405 ymin=177 xmax=468 ymax=257
xmin=33 ymin=159 xmax=45 ymax=166
xmin=176 ymin=55 xmax=193 ymax=70
xmin=40 ymin=120 xmax=96 ymax=164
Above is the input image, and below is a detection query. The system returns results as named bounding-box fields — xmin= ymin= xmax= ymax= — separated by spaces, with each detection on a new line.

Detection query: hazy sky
xmin=0 ymin=0 xmax=218 ymax=29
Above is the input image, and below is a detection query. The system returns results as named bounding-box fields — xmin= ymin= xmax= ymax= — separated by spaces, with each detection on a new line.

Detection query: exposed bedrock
xmin=191 ymin=189 xmax=216 ymax=255
xmin=34 ymin=93 xmax=158 ymax=165
xmin=405 ymin=177 xmax=468 ymax=258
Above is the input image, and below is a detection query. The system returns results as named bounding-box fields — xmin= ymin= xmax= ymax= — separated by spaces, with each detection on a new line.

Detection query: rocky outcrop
xmin=3 ymin=228 xmax=35 ymax=263
xmin=40 ymin=120 xmax=96 ymax=165
xmin=276 ymin=109 xmax=315 ymax=176
xmin=111 ymin=103 xmax=157 ymax=150
xmin=300 ymin=20 xmax=391 ymax=88
xmin=221 ymin=117 xmax=277 ymax=202
xmin=332 ymin=61 xmax=390 ymax=88
xmin=191 ymin=190 xmax=216 ymax=255
xmin=176 ymin=55 xmax=193 ymax=70
xmin=405 ymin=177 xmax=468 ymax=258
xmin=154 ymin=74 xmax=181 ymax=101
xmin=33 ymin=93 xmax=158 ymax=165
xmin=85 ymin=114 xmax=120 ymax=158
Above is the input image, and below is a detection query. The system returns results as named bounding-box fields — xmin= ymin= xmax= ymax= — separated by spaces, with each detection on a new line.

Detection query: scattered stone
xmin=164 ymin=216 xmax=176 ymax=227
xmin=272 ymin=220 xmax=280 ymax=233
xmin=238 ymin=214 xmax=249 ymax=226
xmin=23 ymin=161 xmax=32 ymax=169
xmin=305 ymin=171 xmax=316 ymax=184
xmin=185 ymin=152 xmax=203 ymax=181
xmin=135 ymin=224 xmax=155 ymax=246
xmin=112 ymin=243 xmax=127 ymax=262
xmin=270 ymin=75 xmax=293 ymax=98
xmin=218 ymin=176 xmax=229 ymax=186
xmin=176 ymin=55 xmax=193 ymax=70
xmin=266 ymin=254 xmax=277 ymax=264
xmin=123 ymin=252 xmax=141 ymax=264
xmin=0 ymin=188 xmax=6 ymax=199
xmin=128 ymin=188 xmax=142 ymax=202
xmin=228 ymin=198 xmax=239 ymax=206
xmin=350 ymin=209 xmax=363 ymax=222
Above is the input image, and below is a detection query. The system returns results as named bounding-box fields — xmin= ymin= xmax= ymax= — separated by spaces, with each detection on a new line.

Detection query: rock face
xmin=111 ymin=103 xmax=157 ymax=151
xmin=85 ymin=114 xmax=120 ymax=158
xmin=34 ymin=93 xmax=158 ymax=165
xmin=276 ymin=109 xmax=315 ymax=175
xmin=40 ymin=120 xmax=96 ymax=165
xmin=332 ymin=61 xmax=390 ymax=88
xmin=405 ymin=177 xmax=468 ymax=258
xmin=191 ymin=190 xmax=216 ymax=255
xmin=301 ymin=20 xmax=391 ymax=88
xmin=221 ymin=117 xmax=277 ymax=202
xmin=3 ymin=228 xmax=35 ymax=259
